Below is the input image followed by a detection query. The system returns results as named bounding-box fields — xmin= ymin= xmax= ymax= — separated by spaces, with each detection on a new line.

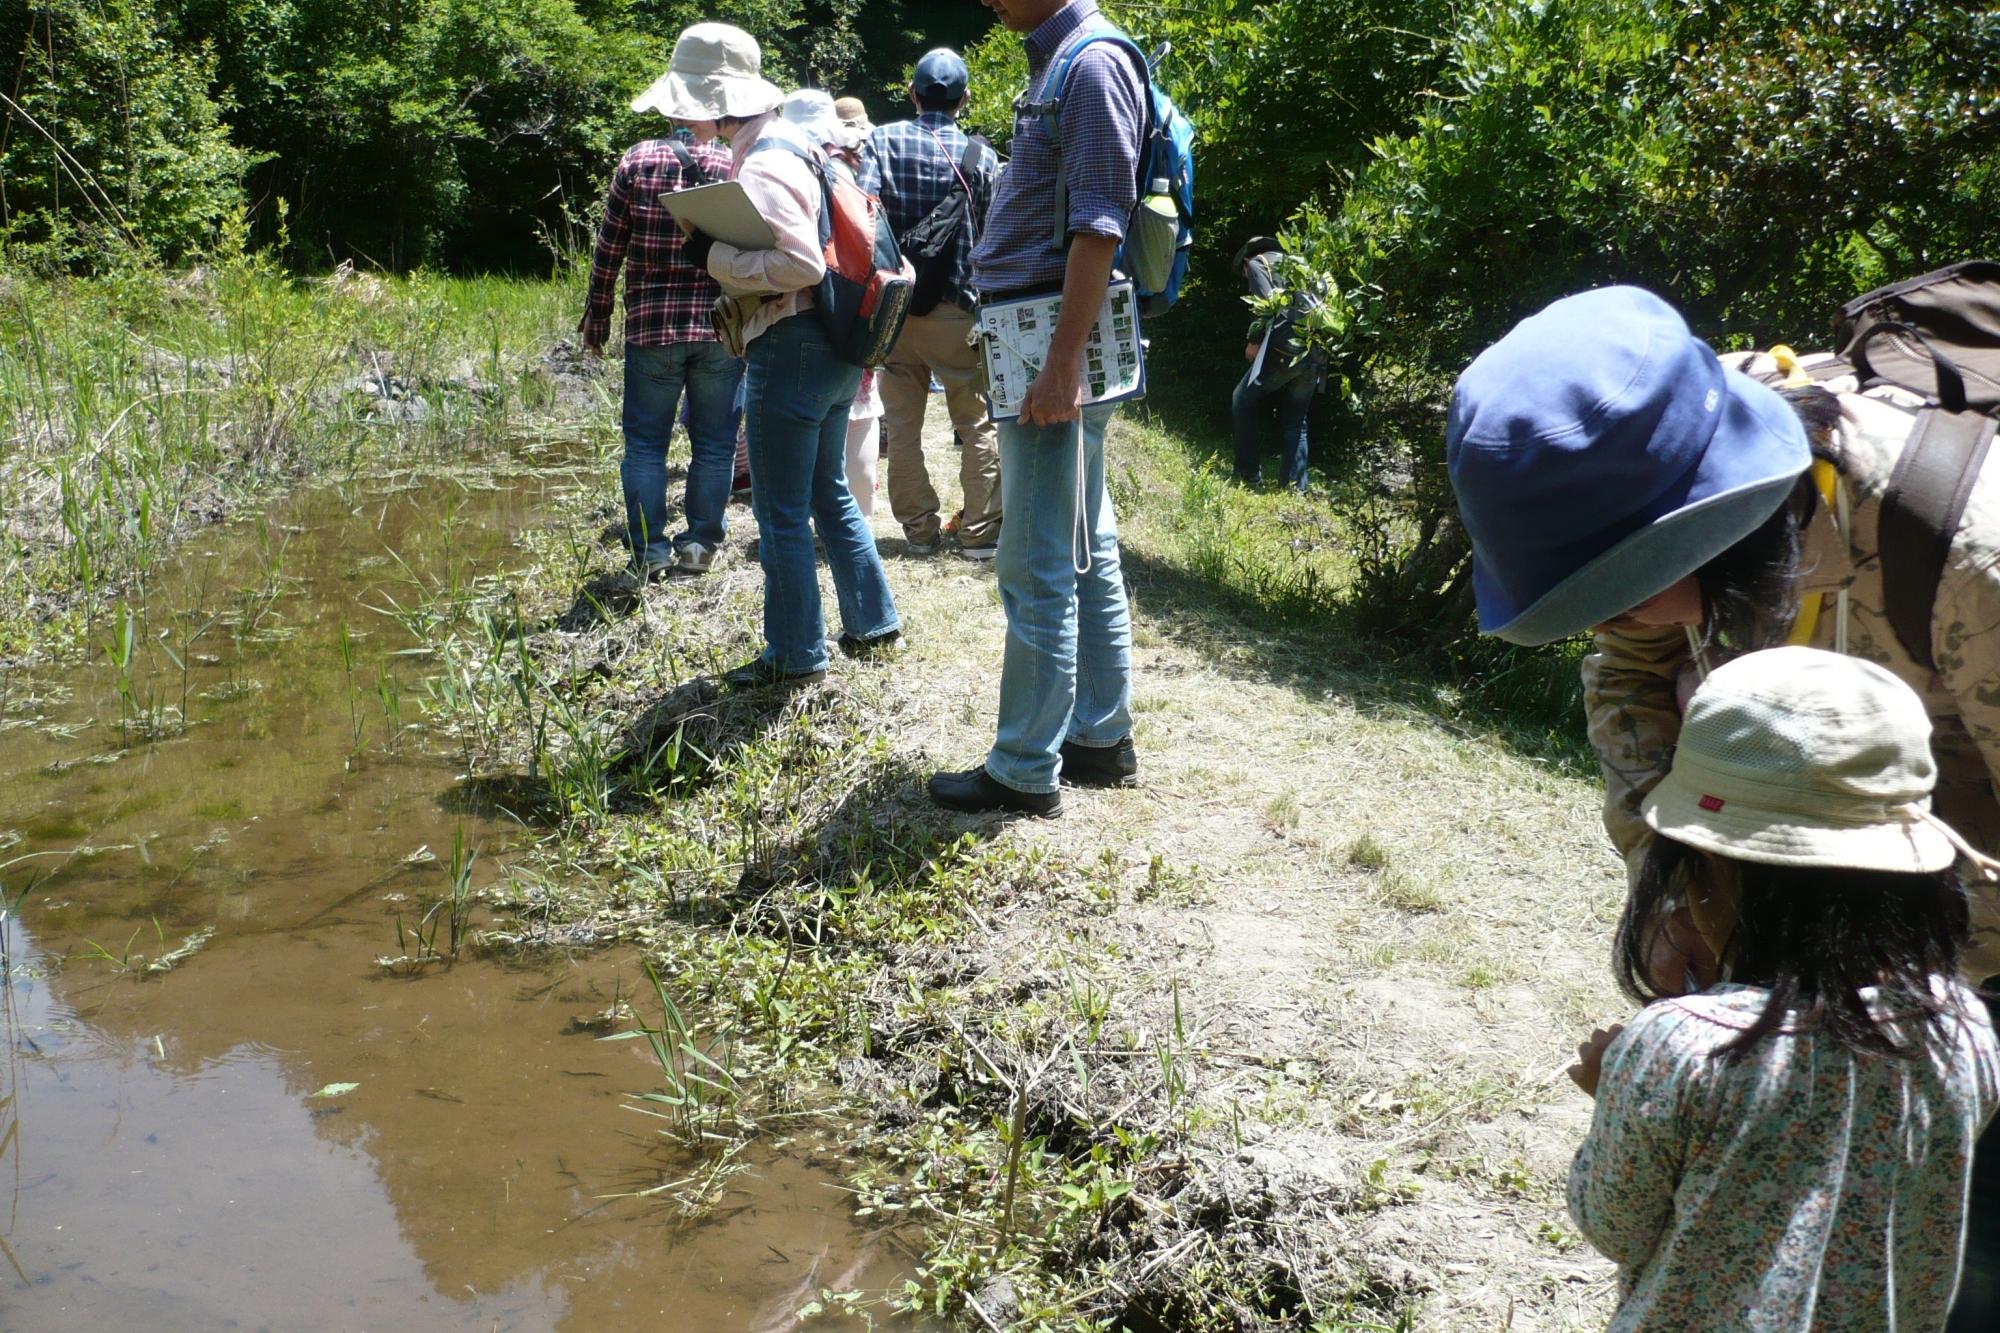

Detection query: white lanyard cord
xmin=1833 ymin=477 xmax=1852 ymax=655
xmin=1685 ymin=626 xmax=1712 ymax=682
xmin=1073 ymin=415 xmax=1092 ymax=575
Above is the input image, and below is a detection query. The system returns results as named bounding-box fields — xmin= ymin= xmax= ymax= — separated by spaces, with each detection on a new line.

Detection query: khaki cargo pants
xmin=879 ymin=303 xmax=1001 ymax=549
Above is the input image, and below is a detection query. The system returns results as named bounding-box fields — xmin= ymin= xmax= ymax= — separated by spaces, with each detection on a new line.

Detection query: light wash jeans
xmin=985 ymin=402 xmax=1132 ymax=794
xmin=743 ymin=314 xmax=900 ymax=673
xmin=622 ymin=340 xmax=743 ymax=565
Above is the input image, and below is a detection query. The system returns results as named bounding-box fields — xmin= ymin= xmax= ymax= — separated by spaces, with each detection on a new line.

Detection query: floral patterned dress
xmin=1569 ymin=981 xmax=1999 ymax=1331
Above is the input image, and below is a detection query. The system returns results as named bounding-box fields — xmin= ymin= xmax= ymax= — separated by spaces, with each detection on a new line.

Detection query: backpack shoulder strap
xmin=665 ymin=138 xmax=711 ymax=186
xmin=1036 ymin=30 xmax=1155 ymax=251
xmin=1879 ymin=406 xmax=1997 ymax=671
xmin=1037 ymin=31 xmax=1150 ymax=135
xmin=959 ymin=133 xmax=988 ymax=178
xmin=745 ymin=136 xmax=810 ymax=164
xmin=743 ymin=136 xmax=833 ymax=243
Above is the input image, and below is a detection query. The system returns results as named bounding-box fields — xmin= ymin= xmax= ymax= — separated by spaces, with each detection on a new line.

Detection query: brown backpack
xmin=1831 ymin=262 xmax=2000 ymax=670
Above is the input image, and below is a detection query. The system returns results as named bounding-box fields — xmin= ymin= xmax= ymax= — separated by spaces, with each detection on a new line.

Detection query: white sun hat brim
xmin=632 ymin=69 xmax=784 ymax=121
xmin=1638 ymin=646 xmax=1960 ymax=875
xmin=1644 ymin=780 xmax=1957 ymax=874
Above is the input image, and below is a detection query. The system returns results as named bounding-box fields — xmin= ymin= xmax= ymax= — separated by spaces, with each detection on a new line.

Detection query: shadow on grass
xmin=1118 ymin=540 xmax=1593 ymax=778
xmin=441 ymin=675 xmax=808 ymax=827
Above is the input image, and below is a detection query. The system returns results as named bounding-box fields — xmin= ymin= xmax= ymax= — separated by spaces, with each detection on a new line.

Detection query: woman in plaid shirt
xmin=582 ymin=101 xmax=740 ymax=581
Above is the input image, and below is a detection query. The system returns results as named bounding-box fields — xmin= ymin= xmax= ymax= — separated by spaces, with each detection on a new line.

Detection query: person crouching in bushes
xmin=642 ymin=25 xmax=901 ymax=688
xmin=1230 ymin=235 xmax=1324 ymax=493
xmin=1567 ymin=646 xmax=2000 ymax=1332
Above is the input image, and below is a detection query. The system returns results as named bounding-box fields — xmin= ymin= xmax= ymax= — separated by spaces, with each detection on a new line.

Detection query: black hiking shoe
xmin=838 ymin=628 xmax=902 ymax=659
xmin=723 ymin=657 xmax=827 ymax=691
xmin=927 ymin=765 xmax=1061 ymax=818
xmin=1059 ymin=735 xmax=1139 ymax=788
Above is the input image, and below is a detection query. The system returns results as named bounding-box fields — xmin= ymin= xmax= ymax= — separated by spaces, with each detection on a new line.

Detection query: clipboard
xmin=974 ymin=281 xmax=1147 ymax=422
xmin=1247 ymin=328 xmax=1273 ymax=386
xmin=661 ymin=181 xmax=778 ymax=251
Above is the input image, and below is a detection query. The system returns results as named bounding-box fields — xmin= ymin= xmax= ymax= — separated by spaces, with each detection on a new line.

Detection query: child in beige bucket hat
xmin=1566 ymin=646 xmax=1999 ymax=1331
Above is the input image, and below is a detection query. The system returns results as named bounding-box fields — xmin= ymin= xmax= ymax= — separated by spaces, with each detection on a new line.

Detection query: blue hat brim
xmin=1475 ymin=373 xmax=1811 ymax=646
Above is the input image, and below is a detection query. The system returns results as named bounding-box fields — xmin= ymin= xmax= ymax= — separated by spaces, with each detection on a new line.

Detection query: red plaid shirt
xmin=582 ymin=138 xmax=734 ymax=348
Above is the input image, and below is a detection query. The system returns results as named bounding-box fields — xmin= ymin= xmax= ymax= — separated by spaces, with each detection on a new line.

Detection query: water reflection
xmin=0 ymin=453 xmax=914 ymax=1329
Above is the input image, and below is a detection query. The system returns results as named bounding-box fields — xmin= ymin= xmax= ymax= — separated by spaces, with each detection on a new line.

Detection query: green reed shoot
xmin=440 ymin=822 xmax=477 ymax=959
xmin=102 ymin=601 xmax=137 ymax=745
xmin=375 ymin=661 xmax=403 ymax=750
xmin=604 ymin=959 xmax=744 ymax=1148
xmin=0 ymin=862 xmax=48 ymax=973
xmin=337 ymin=619 xmax=364 ymax=759
xmin=380 ymin=823 xmax=479 ymax=975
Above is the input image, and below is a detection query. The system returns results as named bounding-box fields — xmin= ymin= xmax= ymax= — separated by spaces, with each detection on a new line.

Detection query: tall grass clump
xmin=0 ymin=252 xmax=588 ymax=662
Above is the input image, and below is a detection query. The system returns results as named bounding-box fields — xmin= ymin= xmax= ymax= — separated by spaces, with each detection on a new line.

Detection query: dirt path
xmin=845 ymin=411 xmax=1628 ymax=1327
xmin=485 ymin=399 xmax=1633 ymax=1329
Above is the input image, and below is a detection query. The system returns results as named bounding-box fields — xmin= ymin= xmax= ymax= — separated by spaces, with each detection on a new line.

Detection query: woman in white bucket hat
xmin=647 ymin=24 xmax=900 ymax=690
xmin=631 ymin=24 xmax=784 ymax=122
xmin=1566 ymin=646 xmax=1998 ymax=1332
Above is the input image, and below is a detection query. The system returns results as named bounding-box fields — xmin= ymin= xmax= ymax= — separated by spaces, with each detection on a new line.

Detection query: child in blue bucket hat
xmin=1447 ymin=283 xmax=2000 ymax=1329
xmin=1446 ymin=286 xmax=1811 ymax=647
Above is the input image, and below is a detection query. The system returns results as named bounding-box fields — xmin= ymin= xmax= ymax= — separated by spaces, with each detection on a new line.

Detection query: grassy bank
xmin=8 ymin=263 xmax=1625 ymax=1325
xmin=397 ymin=360 xmax=1628 ymax=1329
xmin=0 ymin=259 xmax=601 ymax=663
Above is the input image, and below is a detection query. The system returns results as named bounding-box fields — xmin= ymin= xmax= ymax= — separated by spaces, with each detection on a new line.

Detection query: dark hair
xmin=1616 ymin=837 xmax=1972 ymax=1060
xmin=1691 ymin=385 xmax=1845 ymax=654
xmin=914 ymin=86 xmax=960 ymax=112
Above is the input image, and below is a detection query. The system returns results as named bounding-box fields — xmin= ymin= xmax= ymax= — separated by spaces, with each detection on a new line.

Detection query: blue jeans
xmin=986 ymin=402 xmax=1132 ymax=794
xmin=1231 ymin=357 xmax=1317 ymax=490
xmin=622 ymin=340 xmax=743 ymax=566
xmin=743 ymin=314 xmax=899 ymax=673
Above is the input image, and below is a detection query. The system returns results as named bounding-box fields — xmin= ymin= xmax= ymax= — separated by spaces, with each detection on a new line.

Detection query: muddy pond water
xmin=0 ymin=450 xmax=912 ymax=1330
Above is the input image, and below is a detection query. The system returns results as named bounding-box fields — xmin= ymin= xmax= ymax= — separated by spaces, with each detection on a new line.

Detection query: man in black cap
xmin=1231 ymin=235 xmax=1324 ymax=492
xmin=859 ymin=49 xmax=1002 ymax=559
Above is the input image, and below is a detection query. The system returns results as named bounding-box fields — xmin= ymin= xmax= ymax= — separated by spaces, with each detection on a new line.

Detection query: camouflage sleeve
xmin=1582 ymin=622 xmax=1692 ymax=879
xmin=1932 ymin=503 xmax=2000 ymax=980
xmin=1934 ymin=483 xmax=2000 ymax=801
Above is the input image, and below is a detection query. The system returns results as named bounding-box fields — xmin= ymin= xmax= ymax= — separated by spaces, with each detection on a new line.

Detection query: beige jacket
xmin=707 ymin=113 xmax=824 ymax=346
xmin=1584 ymin=351 xmax=2000 ymax=976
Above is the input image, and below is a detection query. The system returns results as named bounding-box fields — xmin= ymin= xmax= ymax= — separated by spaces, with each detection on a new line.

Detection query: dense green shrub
xmin=1 ymin=0 xmax=249 ymax=267
xmin=1280 ymin=0 xmax=2000 ymax=656
xmin=1299 ymin=0 xmax=2000 ymax=377
xmin=4 ymin=0 xmax=997 ymax=272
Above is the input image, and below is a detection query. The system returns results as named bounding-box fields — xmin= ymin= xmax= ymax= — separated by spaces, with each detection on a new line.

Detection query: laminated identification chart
xmin=975 ymin=280 xmax=1145 ymax=421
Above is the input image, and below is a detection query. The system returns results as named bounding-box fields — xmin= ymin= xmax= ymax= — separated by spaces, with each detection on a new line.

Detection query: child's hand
xmin=1568 ymin=1024 xmax=1625 ymax=1099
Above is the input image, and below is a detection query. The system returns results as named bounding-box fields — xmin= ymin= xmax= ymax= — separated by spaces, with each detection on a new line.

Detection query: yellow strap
xmin=1769 ymin=344 xmax=1812 ymax=388
xmin=1785 ymin=457 xmax=1840 ymax=645
xmin=1768 ymin=345 xmax=1832 ymax=645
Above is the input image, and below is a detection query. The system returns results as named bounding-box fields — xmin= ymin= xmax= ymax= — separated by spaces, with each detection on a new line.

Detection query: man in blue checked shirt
xmin=859 ymin=49 xmax=1002 ymax=561
xmin=927 ymin=0 xmax=1145 ymax=817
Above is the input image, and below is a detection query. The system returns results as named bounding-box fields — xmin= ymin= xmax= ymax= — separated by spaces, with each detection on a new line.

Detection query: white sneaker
xmin=957 ymin=544 xmax=997 ymax=562
xmin=673 ymin=541 xmax=718 ymax=576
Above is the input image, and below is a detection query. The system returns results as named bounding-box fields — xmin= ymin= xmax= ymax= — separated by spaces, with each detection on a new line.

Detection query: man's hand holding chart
xmin=974 ymin=280 xmax=1146 ymax=423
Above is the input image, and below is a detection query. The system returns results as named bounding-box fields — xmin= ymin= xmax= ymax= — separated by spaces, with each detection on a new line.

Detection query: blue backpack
xmin=1033 ymin=28 xmax=1196 ymax=317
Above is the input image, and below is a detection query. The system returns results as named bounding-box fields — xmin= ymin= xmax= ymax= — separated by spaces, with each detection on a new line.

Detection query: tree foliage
xmin=2 ymin=1 xmax=249 ymax=267
xmin=1274 ymin=0 xmax=2000 ymax=650
xmin=3 ymin=0 xmax=997 ymax=270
